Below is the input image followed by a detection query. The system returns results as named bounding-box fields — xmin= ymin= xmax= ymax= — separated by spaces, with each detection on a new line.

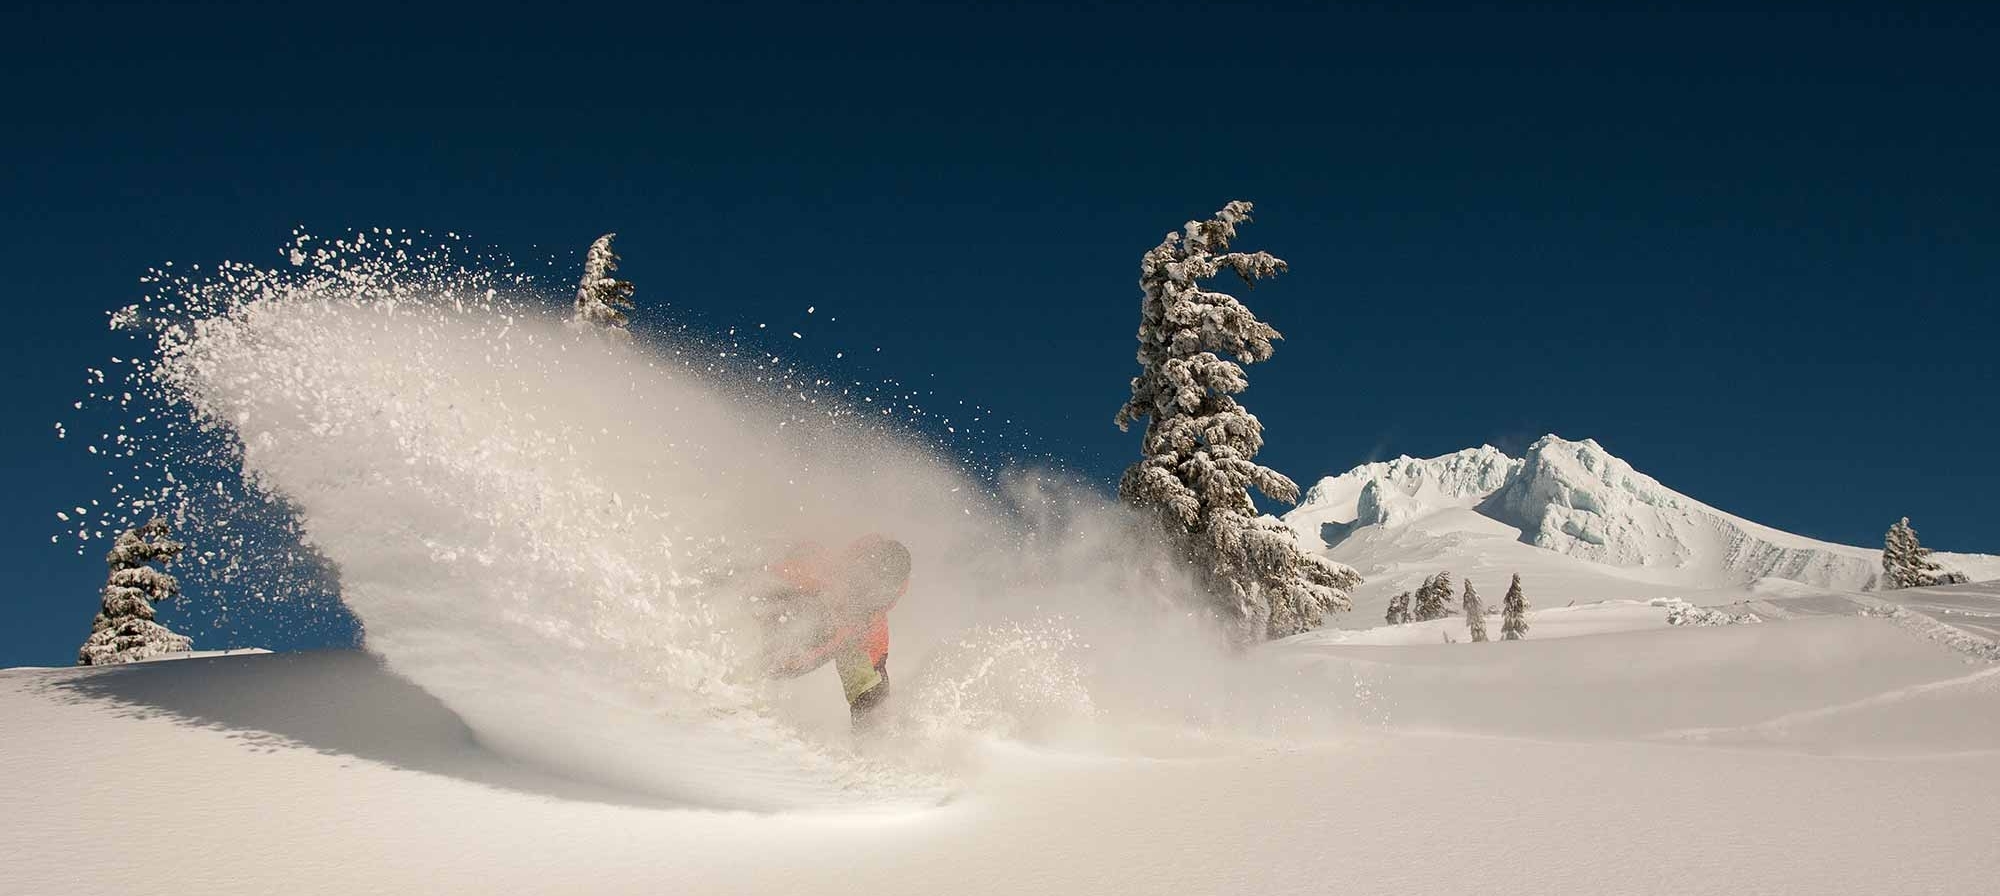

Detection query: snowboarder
xmin=752 ymin=534 xmax=910 ymax=727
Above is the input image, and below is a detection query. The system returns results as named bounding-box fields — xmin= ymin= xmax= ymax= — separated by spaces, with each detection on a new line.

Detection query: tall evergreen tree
xmin=1882 ymin=517 xmax=1960 ymax=589
xmin=1385 ymin=590 xmax=1412 ymax=625
xmin=1413 ymin=571 xmax=1454 ymax=622
xmin=1501 ymin=573 xmax=1529 ymax=641
xmin=1115 ymin=201 xmax=1360 ymax=642
xmin=573 ymin=233 xmax=636 ymax=330
xmin=1463 ymin=579 xmax=1488 ymax=642
xmin=79 ymin=518 xmax=193 ymax=666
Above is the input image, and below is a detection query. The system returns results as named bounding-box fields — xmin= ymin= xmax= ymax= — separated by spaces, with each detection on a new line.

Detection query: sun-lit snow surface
xmin=1884 ymin=580 xmax=2000 ymax=641
xmin=8 ymin=597 xmax=2000 ymax=894
xmin=1284 ymin=437 xmax=2000 ymax=626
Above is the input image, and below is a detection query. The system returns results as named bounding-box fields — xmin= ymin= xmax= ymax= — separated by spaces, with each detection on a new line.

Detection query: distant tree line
xmin=1385 ymin=571 xmax=1529 ymax=641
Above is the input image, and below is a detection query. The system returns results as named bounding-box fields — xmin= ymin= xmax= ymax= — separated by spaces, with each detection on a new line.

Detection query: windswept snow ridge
xmin=1291 ymin=445 xmax=1519 ymax=544
xmin=1479 ymin=437 xmax=1883 ymax=589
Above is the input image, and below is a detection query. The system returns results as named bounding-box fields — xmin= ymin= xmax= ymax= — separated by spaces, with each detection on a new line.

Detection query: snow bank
xmin=136 ymin=647 xmax=272 ymax=662
xmin=1650 ymin=597 xmax=1761 ymax=626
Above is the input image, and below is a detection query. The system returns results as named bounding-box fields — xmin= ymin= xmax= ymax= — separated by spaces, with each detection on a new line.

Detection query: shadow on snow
xmin=44 ymin=649 xmax=691 ymax=811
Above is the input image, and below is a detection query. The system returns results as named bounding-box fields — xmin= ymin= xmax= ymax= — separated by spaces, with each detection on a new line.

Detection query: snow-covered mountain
xmin=1284 ymin=435 xmax=1999 ymax=625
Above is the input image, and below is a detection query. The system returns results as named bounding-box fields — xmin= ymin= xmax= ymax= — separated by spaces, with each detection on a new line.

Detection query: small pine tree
xmin=1500 ymin=573 xmax=1529 ymax=640
xmin=1114 ymin=201 xmax=1360 ymax=642
xmin=79 ymin=518 xmax=193 ymax=666
xmin=1385 ymin=590 xmax=1412 ymax=625
xmin=1463 ymin=579 xmax=1488 ymax=642
xmin=1882 ymin=517 xmax=1958 ymax=589
xmin=1413 ymin=571 xmax=1454 ymax=622
xmin=573 ymin=233 xmax=636 ymax=330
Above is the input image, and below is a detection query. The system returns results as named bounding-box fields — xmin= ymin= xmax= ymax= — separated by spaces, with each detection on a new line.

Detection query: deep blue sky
xmin=5 ymin=2 xmax=1996 ymax=666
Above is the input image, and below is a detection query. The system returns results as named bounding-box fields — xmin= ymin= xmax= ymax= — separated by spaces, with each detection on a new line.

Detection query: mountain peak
xmin=1297 ymin=444 xmax=1519 ymax=509
xmin=1286 ymin=436 xmax=1907 ymax=592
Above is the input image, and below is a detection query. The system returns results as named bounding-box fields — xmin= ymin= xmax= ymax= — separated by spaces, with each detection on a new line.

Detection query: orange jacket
xmin=765 ymin=537 xmax=905 ymax=676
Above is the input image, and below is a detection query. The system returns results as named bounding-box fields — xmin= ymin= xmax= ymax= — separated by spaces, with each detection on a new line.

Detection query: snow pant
xmin=834 ymin=645 xmax=890 ymax=724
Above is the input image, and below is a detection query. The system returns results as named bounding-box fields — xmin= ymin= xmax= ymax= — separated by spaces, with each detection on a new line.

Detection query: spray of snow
xmin=92 ymin=231 xmax=1333 ymax=810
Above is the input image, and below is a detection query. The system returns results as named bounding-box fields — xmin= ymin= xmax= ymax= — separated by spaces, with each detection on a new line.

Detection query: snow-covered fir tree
xmin=1413 ymin=571 xmax=1454 ymax=622
xmin=573 ymin=233 xmax=636 ymax=330
xmin=1385 ymin=590 xmax=1412 ymax=625
xmin=1881 ymin=517 xmax=1965 ymax=589
xmin=78 ymin=518 xmax=193 ymax=666
xmin=1463 ymin=579 xmax=1488 ymax=642
xmin=1409 ymin=575 xmax=1433 ymax=619
xmin=1114 ymin=201 xmax=1360 ymax=642
xmin=1500 ymin=573 xmax=1529 ymax=641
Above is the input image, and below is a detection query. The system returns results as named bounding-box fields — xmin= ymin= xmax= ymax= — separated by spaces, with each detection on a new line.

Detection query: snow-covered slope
xmin=8 ymin=613 xmax=2000 ymax=895
xmin=1284 ymin=435 xmax=1998 ymax=625
xmin=1480 ymin=436 xmax=1880 ymax=588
